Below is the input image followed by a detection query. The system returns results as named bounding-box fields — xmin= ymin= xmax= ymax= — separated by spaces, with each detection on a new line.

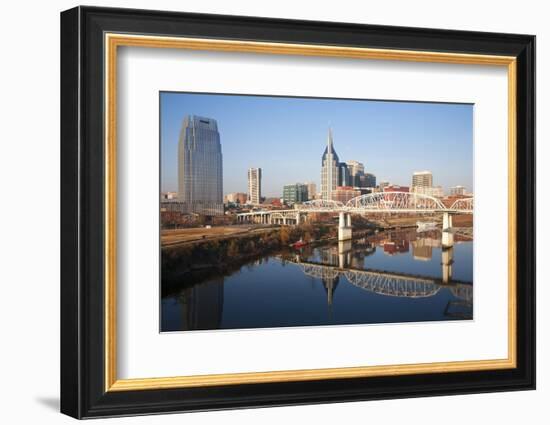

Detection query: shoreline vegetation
xmin=162 ymin=223 xmax=340 ymax=291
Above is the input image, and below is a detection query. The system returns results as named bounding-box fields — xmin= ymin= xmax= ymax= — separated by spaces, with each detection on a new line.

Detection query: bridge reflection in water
xmin=287 ymin=229 xmax=473 ymax=318
xmin=161 ymin=230 xmax=473 ymax=332
xmin=288 ymin=239 xmax=472 ymax=309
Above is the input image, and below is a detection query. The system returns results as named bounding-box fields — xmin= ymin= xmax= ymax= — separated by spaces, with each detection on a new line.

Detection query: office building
xmin=321 ymin=129 xmax=340 ymax=200
xmin=283 ymin=183 xmax=309 ymax=204
xmin=450 ymin=185 xmax=467 ymax=196
xmin=361 ymin=172 xmax=376 ymax=188
xmin=305 ymin=182 xmax=317 ymax=200
xmin=412 ymin=171 xmax=433 ymax=191
xmin=346 ymin=160 xmax=364 ymax=187
xmin=338 ymin=163 xmax=351 ymax=187
xmin=247 ymin=167 xmax=262 ymax=204
xmin=178 ymin=115 xmax=223 ymax=216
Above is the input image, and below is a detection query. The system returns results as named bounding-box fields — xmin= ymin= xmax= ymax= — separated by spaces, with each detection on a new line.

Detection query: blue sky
xmin=160 ymin=92 xmax=473 ymax=197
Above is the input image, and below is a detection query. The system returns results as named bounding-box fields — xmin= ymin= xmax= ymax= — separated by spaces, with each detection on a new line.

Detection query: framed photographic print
xmin=60 ymin=6 xmax=536 ymax=419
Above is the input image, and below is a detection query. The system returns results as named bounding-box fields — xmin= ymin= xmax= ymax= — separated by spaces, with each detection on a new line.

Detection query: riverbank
xmin=162 ymin=223 xmax=338 ymax=292
xmin=161 ymin=225 xmax=275 ymax=247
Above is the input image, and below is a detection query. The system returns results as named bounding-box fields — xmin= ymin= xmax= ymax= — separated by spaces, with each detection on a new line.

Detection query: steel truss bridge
xmin=237 ymin=192 xmax=473 ymax=224
xmin=289 ymin=259 xmax=472 ymax=303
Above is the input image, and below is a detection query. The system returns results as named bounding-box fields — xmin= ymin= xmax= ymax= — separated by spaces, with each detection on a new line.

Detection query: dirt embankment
xmin=161 ymin=225 xmax=275 ymax=247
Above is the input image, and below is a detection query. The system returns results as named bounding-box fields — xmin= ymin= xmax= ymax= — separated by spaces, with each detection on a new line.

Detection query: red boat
xmin=291 ymin=239 xmax=308 ymax=248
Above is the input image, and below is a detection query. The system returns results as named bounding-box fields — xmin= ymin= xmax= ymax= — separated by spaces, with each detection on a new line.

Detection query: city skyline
xmin=161 ymin=92 xmax=473 ymax=197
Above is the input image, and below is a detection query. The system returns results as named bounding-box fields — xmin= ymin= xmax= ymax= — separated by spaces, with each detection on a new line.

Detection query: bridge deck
xmin=287 ymin=258 xmax=473 ymax=287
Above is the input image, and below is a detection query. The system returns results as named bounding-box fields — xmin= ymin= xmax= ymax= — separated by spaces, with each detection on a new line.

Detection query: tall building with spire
xmin=321 ymin=128 xmax=340 ymax=200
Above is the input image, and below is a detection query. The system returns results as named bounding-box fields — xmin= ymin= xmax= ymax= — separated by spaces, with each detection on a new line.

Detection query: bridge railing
xmin=239 ymin=193 xmax=474 ymax=216
xmin=345 ymin=191 xmax=447 ymax=211
xmin=298 ymin=199 xmax=345 ymax=211
xmin=449 ymin=197 xmax=474 ymax=212
xmin=297 ymin=260 xmax=472 ymax=300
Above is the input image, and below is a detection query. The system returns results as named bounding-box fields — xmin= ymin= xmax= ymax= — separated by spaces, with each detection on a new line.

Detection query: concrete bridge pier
xmin=338 ymin=239 xmax=352 ymax=269
xmin=441 ymin=246 xmax=454 ymax=284
xmin=296 ymin=212 xmax=301 ymax=225
xmin=442 ymin=212 xmax=454 ymax=248
xmin=338 ymin=212 xmax=352 ymax=242
xmin=443 ymin=211 xmax=453 ymax=229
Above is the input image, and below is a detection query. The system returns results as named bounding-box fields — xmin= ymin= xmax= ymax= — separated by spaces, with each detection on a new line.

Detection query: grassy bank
xmin=162 ymin=224 xmax=336 ymax=287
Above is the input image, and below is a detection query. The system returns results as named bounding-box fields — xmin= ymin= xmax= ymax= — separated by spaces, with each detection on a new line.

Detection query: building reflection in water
xmin=178 ymin=277 xmax=224 ymax=330
xmin=383 ymin=240 xmax=409 ymax=255
xmin=411 ymin=236 xmax=440 ymax=261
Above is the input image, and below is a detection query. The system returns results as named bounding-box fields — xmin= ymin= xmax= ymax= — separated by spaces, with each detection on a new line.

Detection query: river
xmin=161 ymin=229 xmax=473 ymax=332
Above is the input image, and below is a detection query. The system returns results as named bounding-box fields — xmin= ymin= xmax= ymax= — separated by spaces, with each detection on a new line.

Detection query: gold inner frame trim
xmin=104 ymin=33 xmax=518 ymax=392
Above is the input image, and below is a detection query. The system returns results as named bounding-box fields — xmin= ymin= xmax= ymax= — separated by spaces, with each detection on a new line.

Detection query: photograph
xmin=159 ymin=92 xmax=475 ymax=332
xmin=57 ymin=4 xmax=536 ymax=419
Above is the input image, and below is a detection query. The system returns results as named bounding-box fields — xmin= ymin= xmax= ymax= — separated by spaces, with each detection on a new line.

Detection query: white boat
xmin=416 ymin=221 xmax=438 ymax=232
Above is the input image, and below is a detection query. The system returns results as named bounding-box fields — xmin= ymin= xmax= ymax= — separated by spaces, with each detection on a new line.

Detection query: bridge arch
xmin=343 ymin=270 xmax=441 ymax=298
xmin=346 ymin=191 xmax=447 ymax=212
xmin=298 ymin=199 xmax=345 ymax=211
xmin=449 ymin=197 xmax=474 ymax=212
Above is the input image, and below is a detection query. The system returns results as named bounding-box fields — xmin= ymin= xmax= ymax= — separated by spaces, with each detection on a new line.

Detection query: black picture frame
xmin=61 ymin=5 xmax=535 ymax=419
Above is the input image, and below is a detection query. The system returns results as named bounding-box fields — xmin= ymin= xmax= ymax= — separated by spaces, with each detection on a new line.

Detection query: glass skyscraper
xmin=178 ymin=115 xmax=223 ymax=216
xmin=363 ymin=172 xmax=377 ymax=188
xmin=347 ymin=160 xmax=364 ymax=186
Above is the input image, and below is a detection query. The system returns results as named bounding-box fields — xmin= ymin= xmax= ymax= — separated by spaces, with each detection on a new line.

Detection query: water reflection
xmin=161 ymin=229 xmax=473 ymax=332
xmin=177 ymin=278 xmax=224 ymax=331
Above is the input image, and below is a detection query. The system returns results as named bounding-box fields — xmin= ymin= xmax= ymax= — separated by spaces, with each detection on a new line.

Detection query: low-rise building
xmin=331 ymin=186 xmax=361 ymax=204
xmin=383 ymin=185 xmax=409 ymax=193
xmin=224 ymin=192 xmax=248 ymax=204
xmin=413 ymin=185 xmax=444 ymax=198
xmin=305 ymin=182 xmax=317 ymax=200
xmin=160 ymin=191 xmax=178 ymax=200
xmin=283 ymin=183 xmax=309 ymax=204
